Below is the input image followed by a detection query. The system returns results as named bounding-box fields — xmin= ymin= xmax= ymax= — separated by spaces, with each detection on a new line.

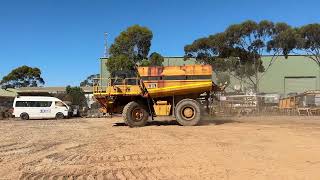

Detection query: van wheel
xmin=56 ymin=112 xmax=64 ymax=120
xmin=20 ymin=113 xmax=29 ymax=120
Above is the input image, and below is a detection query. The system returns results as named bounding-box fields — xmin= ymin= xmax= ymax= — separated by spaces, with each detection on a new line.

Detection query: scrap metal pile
xmin=212 ymin=90 xmax=320 ymax=116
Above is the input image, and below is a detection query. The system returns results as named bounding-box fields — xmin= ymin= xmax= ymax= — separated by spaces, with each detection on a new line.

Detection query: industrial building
xmin=0 ymin=88 xmax=17 ymax=106
xmin=100 ymin=55 xmax=320 ymax=96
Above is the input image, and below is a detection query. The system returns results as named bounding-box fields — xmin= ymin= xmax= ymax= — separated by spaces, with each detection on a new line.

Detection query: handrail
xmin=93 ymin=77 xmax=140 ymax=94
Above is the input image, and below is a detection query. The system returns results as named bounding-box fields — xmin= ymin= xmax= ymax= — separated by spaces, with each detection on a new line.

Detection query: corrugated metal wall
xmin=284 ymin=77 xmax=317 ymax=94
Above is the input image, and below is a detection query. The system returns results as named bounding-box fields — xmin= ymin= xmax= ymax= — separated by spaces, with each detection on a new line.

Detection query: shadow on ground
xmin=113 ymin=118 xmax=241 ymax=127
xmin=113 ymin=120 xmax=179 ymax=127
xmin=200 ymin=119 xmax=242 ymax=125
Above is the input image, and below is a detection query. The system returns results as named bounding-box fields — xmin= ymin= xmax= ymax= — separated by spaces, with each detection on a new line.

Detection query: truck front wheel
xmin=175 ymin=99 xmax=201 ymax=126
xmin=122 ymin=101 xmax=148 ymax=127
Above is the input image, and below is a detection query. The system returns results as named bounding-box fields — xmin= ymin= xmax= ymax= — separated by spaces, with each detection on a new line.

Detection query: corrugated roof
xmin=17 ymin=86 xmax=92 ymax=93
xmin=0 ymin=88 xmax=17 ymax=97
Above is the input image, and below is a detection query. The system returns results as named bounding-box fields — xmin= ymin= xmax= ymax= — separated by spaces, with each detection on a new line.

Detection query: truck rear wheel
xmin=175 ymin=99 xmax=201 ymax=126
xmin=122 ymin=101 xmax=148 ymax=127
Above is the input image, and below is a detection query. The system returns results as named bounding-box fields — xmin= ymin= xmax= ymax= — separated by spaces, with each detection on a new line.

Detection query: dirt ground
xmin=1 ymin=116 xmax=320 ymax=180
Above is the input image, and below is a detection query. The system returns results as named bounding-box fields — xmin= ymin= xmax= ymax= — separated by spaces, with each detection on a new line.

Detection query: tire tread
xmin=122 ymin=101 xmax=148 ymax=127
xmin=175 ymin=99 xmax=201 ymax=126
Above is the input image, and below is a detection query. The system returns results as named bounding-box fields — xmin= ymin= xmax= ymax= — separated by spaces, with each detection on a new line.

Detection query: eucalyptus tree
xmin=107 ymin=25 xmax=153 ymax=74
xmin=185 ymin=20 xmax=294 ymax=92
xmin=80 ymin=74 xmax=100 ymax=87
xmin=296 ymin=24 xmax=320 ymax=66
xmin=296 ymin=24 xmax=320 ymax=88
xmin=140 ymin=52 xmax=165 ymax=67
xmin=1 ymin=66 xmax=45 ymax=88
xmin=223 ymin=20 xmax=276 ymax=92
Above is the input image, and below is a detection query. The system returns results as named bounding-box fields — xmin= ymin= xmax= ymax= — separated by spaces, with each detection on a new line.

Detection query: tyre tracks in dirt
xmin=0 ymin=142 xmax=34 ymax=156
xmin=16 ymin=144 xmax=211 ymax=180
xmin=44 ymin=152 xmax=171 ymax=165
xmin=2 ymin=117 xmax=320 ymax=179
xmin=18 ymin=165 xmax=219 ymax=180
xmin=19 ymin=166 xmax=180 ymax=180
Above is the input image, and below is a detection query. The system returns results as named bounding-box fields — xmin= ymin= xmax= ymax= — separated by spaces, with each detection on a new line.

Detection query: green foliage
xmin=216 ymin=72 xmax=230 ymax=86
xmin=0 ymin=65 xmax=45 ymax=88
xmin=107 ymin=25 xmax=153 ymax=74
xmin=223 ymin=20 xmax=273 ymax=75
xmin=149 ymin=52 xmax=164 ymax=66
xmin=140 ymin=59 xmax=151 ymax=67
xmin=106 ymin=55 xmax=134 ymax=72
xmin=267 ymin=23 xmax=298 ymax=58
xmin=109 ymin=25 xmax=153 ymax=61
xmin=65 ymin=86 xmax=87 ymax=107
xmin=184 ymin=33 xmax=229 ymax=63
xmin=140 ymin=52 xmax=164 ymax=67
xmin=184 ymin=20 xmax=294 ymax=92
xmin=80 ymin=74 xmax=100 ymax=87
xmin=297 ymin=24 xmax=320 ymax=66
xmin=298 ymin=24 xmax=320 ymax=49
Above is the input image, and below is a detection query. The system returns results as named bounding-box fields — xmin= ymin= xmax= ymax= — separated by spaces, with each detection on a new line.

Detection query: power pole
xmin=101 ymin=32 xmax=109 ymax=86
xmin=104 ymin=32 xmax=108 ymax=58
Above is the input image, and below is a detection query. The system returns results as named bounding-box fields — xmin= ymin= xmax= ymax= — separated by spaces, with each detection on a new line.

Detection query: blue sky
xmin=0 ymin=0 xmax=319 ymax=86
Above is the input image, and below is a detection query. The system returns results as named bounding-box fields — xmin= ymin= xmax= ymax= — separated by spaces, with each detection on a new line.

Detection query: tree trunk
xmin=318 ymin=65 xmax=320 ymax=90
xmin=255 ymin=73 xmax=259 ymax=93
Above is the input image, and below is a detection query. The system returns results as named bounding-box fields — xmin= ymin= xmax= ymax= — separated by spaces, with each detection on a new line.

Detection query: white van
xmin=13 ymin=96 xmax=70 ymax=120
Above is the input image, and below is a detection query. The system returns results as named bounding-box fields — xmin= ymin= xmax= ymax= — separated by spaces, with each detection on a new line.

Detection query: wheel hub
xmin=132 ymin=108 xmax=144 ymax=122
xmin=182 ymin=107 xmax=194 ymax=119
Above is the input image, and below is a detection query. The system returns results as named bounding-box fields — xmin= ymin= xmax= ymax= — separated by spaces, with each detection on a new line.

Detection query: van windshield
xmin=55 ymin=101 xmax=68 ymax=108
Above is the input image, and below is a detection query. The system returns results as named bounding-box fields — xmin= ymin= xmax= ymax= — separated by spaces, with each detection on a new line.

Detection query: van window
xmin=15 ymin=101 xmax=52 ymax=107
xmin=38 ymin=101 xmax=52 ymax=107
xmin=55 ymin=101 xmax=67 ymax=108
xmin=15 ymin=101 xmax=29 ymax=107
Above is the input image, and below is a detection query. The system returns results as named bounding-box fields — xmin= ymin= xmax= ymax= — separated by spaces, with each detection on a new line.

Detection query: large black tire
xmin=20 ymin=113 xmax=29 ymax=120
xmin=55 ymin=112 xmax=65 ymax=120
xmin=175 ymin=99 xmax=201 ymax=126
xmin=122 ymin=101 xmax=148 ymax=127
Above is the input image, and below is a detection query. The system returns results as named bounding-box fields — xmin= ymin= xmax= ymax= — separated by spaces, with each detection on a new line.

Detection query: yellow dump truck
xmin=93 ymin=64 xmax=223 ymax=127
